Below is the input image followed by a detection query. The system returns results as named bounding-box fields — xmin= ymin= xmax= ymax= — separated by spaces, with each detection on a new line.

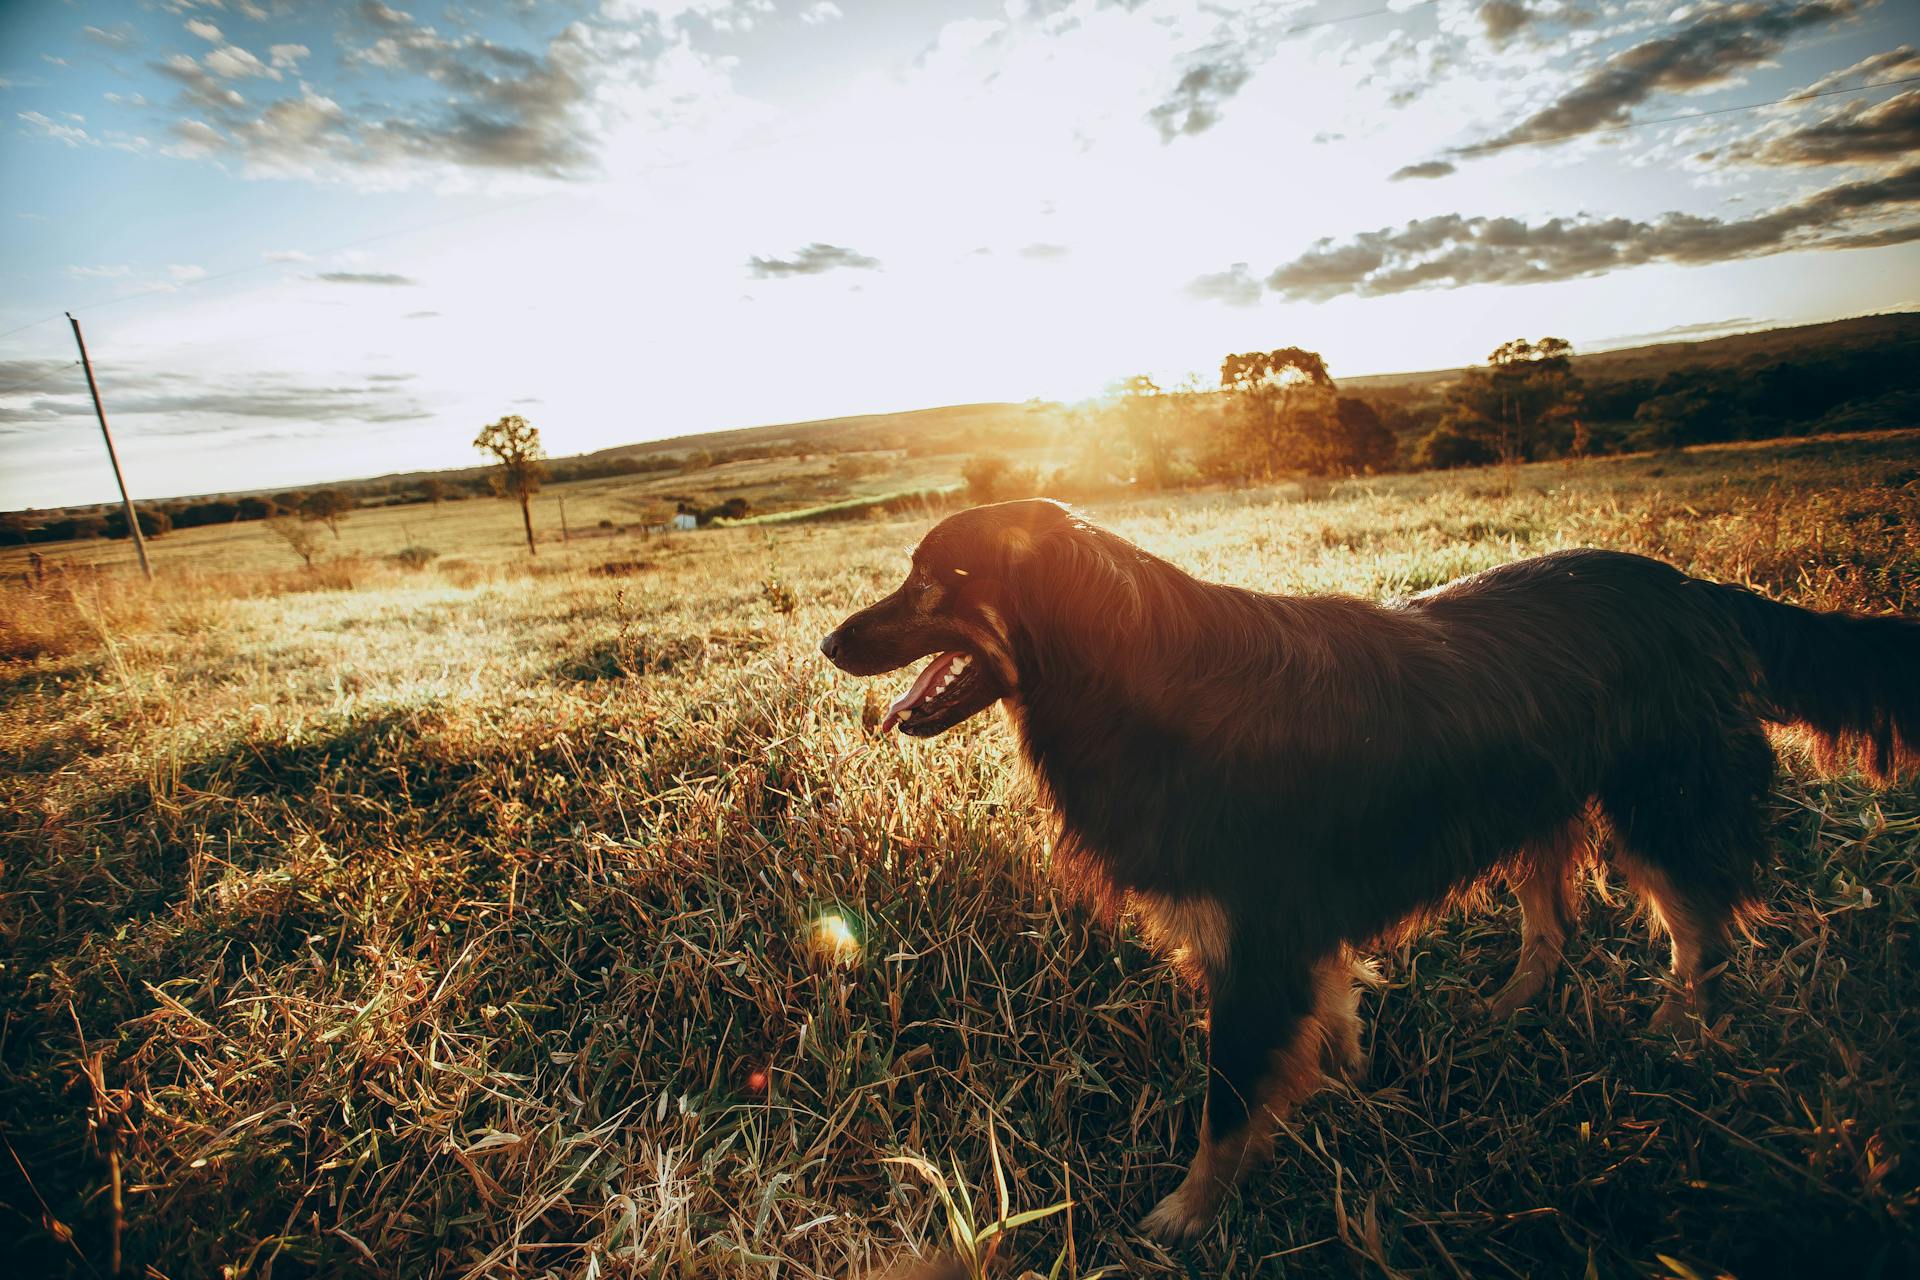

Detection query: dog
xmin=818 ymin=498 xmax=1920 ymax=1242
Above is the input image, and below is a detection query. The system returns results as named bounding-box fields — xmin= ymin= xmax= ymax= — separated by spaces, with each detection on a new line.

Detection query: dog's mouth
xmin=881 ymin=649 xmax=1000 ymax=736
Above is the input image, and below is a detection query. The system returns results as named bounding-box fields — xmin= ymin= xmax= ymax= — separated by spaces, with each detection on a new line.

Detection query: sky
xmin=2 ymin=0 xmax=1916 ymax=508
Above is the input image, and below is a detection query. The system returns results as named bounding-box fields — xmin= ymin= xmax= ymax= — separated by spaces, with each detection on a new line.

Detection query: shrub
xmin=392 ymin=546 xmax=438 ymax=570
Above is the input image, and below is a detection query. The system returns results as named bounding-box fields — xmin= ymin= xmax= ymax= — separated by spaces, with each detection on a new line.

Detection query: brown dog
xmin=819 ymin=498 xmax=1920 ymax=1240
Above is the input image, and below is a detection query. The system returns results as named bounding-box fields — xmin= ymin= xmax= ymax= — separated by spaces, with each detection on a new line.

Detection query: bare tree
xmin=267 ymin=515 xmax=324 ymax=568
xmin=300 ymin=488 xmax=353 ymax=540
xmin=474 ymin=414 xmax=547 ymax=555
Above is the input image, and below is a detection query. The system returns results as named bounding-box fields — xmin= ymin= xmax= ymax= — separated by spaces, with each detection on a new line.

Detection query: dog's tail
xmin=1716 ymin=583 xmax=1920 ymax=784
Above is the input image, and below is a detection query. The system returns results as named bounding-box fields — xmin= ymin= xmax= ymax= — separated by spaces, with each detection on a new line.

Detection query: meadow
xmin=4 ymin=431 xmax=1918 ymax=1278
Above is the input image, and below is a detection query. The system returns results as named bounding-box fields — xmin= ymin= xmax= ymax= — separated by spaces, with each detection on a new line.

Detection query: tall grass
xmin=2 ymin=432 xmax=1917 ymax=1278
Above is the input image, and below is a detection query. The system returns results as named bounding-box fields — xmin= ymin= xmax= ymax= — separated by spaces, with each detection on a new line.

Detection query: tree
xmin=1414 ymin=418 xmax=1500 ymax=469
xmin=420 ymin=477 xmax=449 ymax=506
xmin=1217 ymin=347 xmax=1353 ymax=477
xmin=1332 ymin=397 xmax=1397 ymax=474
xmin=301 ymin=488 xmax=353 ymax=539
xmin=474 ymin=414 xmax=547 ymax=555
xmin=267 ymin=515 xmax=324 ymax=568
xmin=106 ymin=506 xmax=170 ymax=539
xmin=1439 ymin=338 xmax=1585 ymax=464
xmin=1112 ymin=374 xmax=1183 ymax=489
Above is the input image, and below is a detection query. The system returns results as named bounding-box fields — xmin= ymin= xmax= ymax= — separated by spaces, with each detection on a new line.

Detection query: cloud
xmin=1592 ymin=316 xmax=1769 ymax=347
xmin=1018 ymin=242 xmax=1070 ymax=260
xmin=745 ymin=242 xmax=881 ymax=277
xmin=155 ymin=53 xmax=246 ymax=111
xmin=262 ymin=248 xmax=311 ymax=262
xmin=360 ymin=2 xmax=416 ymax=31
xmin=1702 ymin=89 xmax=1920 ymax=168
xmin=1785 ymin=45 xmax=1920 ymax=97
xmin=1478 ymin=1 xmax=1532 ymax=45
xmin=801 ymin=2 xmax=844 ymax=24
xmin=314 ymin=271 xmax=420 ymax=285
xmin=186 ymin=19 xmax=224 ymax=44
xmin=1185 ymin=262 xmax=1262 ymax=306
xmin=67 ymin=264 xmax=133 ymax=278
xmin=1390 ymin=159 xmax=1456 ymax=180
xmin=1246 ymin=163 xmax=1920 ymax=300
xmin=269 ymin=44 xmax=310 ymax=71
xmin=203 ymin=44 xmax=281 ymax=82
xmin=82 ymin=23 xmax=141 ymax=50
xmin=0 ymin=361 xmax=432 ymax=430
xmin=167 ymin=264 xmax=207 ymax=283
xmin=403 ymin=310 xmax=441 ymax=319
xmin=1465 ymin=1 xmax=1865 ymax=154
xmin=1146 ymin=58 xmax=1251 ymax=142
xmin=18 ymin=110 xmax=91 ymax=146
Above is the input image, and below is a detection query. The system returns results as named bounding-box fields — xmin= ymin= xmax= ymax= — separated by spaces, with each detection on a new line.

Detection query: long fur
xmin=1003 ymin=521 xmax=1916 ymax=951
xmin=825 ymin=501 xmax=1920 ymax=1238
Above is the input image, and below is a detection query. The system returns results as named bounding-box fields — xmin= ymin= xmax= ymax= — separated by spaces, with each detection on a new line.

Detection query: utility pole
xmin=559 ymin=493 xmax=570 ymax=543
xmin=67 ymin=312 xmax=152 ymax=581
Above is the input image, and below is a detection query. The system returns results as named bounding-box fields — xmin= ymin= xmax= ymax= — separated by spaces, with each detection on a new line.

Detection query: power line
xmin=0 ymin=313 xmax=66 ymax=343
xmin=1451 ymin=73 xmax=1920 ymax=157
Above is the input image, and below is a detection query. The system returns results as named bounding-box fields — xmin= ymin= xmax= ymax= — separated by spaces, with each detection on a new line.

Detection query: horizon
xmin=4 ymin=0 xmax=1918 ymax=508
xmin=6 ymin=306 xmax=1905 ymax=513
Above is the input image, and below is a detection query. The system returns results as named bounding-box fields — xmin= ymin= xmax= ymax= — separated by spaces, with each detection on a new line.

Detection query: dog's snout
xmin=818 ymin=628 xmax=846 ymax=664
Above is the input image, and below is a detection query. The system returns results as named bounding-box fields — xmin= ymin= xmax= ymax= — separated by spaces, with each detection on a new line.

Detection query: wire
xmin=1451 ymin=73 xmax=1920 ymax=157
xmin=0 ymin=313 xmax=66 ymax=343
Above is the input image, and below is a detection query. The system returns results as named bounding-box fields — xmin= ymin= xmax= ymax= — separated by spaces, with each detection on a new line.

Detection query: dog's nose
xmin=819 ymin=629 xmax=844 ymax=663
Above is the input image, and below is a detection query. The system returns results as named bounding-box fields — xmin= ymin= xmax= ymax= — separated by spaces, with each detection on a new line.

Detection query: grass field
xmin=4 ymin=431 xmax=1919 ymax=1278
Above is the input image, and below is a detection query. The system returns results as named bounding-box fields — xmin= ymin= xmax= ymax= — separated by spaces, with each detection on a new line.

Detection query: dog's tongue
xmin=882 ymin=651 xmax=964 ymax=732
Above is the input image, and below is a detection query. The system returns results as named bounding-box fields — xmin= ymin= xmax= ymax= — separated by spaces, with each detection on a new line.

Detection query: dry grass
xmin=3 ymin=432 xmax=1918 ymax=1278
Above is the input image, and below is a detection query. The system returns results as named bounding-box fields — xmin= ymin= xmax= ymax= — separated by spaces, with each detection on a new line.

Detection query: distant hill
xmin=13 ymin=311 xmax=1916 ymax=515
xmin=1340 ymin=311 xmax=1920 ymax=395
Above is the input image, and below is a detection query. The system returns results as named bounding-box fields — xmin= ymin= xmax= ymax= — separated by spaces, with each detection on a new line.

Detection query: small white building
xmin=671 ymin=512 xmax=699 ymax=531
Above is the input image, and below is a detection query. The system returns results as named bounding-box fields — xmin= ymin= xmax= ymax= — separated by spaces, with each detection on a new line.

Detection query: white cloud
xmin=204 ymin=44 xmax=281 ymax=81
xmin=268 ymin=44 xmax=310 ymax=71
xmin=800 ymin=2 xmax=843 ymax=24
xmin=68 ymin=264 xmax=134 ymax=278
xmin=186 ymin=19 xmax=224 ymax=44
xmin=18 ymin=110 xmax=92 ymax=146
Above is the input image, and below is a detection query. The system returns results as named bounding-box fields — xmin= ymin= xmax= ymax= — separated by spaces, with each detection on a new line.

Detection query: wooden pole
xmin=559 ymin=494 xmax=570 ymax=543
xmin=67 ymin=312 xmax=152 ymax=581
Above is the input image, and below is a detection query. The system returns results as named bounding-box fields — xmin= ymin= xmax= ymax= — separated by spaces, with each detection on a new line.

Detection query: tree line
xmin=964 ymin=327 xmax=1918 ymax=500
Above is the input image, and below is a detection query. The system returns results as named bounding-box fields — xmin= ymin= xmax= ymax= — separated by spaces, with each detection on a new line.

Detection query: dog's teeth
xmin=953 ymin=655 xmax=970 ymax=670
xmin=897 ymin=709 xmax=912 ymax=720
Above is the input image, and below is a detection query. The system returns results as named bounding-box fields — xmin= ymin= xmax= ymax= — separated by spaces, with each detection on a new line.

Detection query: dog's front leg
xmin=1140 ymin=960 xmax=1319 ymax=1243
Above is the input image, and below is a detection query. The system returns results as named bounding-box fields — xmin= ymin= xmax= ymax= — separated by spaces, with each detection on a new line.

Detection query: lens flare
xmin=814 ymin=912 xmax=859 ymax=961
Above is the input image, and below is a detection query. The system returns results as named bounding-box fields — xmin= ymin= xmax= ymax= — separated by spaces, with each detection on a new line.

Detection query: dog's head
xmin=819 ymin=498 xmax=1071 ymax=736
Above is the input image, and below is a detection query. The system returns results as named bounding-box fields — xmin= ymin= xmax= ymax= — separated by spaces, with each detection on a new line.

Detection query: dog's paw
xmin=1648 ymin=997 xmax=1697 ymax=1035
xmin=1139 ymin=1186 xmax=1215 ymax=1244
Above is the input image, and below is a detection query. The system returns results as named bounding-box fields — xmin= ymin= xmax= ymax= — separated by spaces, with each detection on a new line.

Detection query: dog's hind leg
xmin=1486 ymin=817 xmax=1588 ymax=1018
xmin=1603 ymin=726 xmax=1771 ymax=1032
xmin=1141 ymin=952 xmax=1362 ymax=1243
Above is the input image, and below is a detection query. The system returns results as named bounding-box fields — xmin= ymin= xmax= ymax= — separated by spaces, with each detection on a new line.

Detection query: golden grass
xmin=2 ymin=431 xmax=1918 ymax=1277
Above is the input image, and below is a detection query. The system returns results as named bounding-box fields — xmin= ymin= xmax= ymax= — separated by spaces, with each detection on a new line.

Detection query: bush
xmin=392 ymin=546 xmax=438 ymax=570
xmin=1415 ymin=421 xmax=1500 ymax=470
